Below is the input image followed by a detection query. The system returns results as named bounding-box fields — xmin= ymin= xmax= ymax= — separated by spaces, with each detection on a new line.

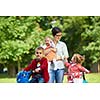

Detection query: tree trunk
xmin=8 ymin=64 xmax=16 ymax=77
xmin=91 ymin=62 xmax=100 ymax=73
xmin=17 ymin=56 xmax=21 ymax=72
xmin=91 ymin=63 xmax=98 ymax=73
xmin=98 ymin=61 xmax=100 ymax=73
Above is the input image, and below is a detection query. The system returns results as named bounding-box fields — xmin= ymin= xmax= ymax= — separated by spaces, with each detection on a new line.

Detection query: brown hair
xmin=72 ymin=54 xmax=85 ymax=64
xmin=35 ymin=46 xmax=45 ymax=53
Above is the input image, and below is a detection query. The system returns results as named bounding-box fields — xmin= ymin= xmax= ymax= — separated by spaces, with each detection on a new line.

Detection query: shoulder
xmin=31 ymin=59 xmax=37 ymax=63
xmin=41 ymin=57 xmax=48 ymax=61
xmin=40 ymin=57 xmax=48 ymax=64
xmin=58 ymin=41 xmax=66 ymax=46
xmin=77 ymin=64 xmax=82 ymax=68
xmin=70 ymin=63 xmax=76 ymax=67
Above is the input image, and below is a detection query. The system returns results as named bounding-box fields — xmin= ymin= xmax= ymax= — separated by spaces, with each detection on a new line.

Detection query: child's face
xmin=35 ymin=50 xmax=44 ymax=60
xmin=71 ymin=56 xmax=76 ymax=63
xmin=45 ymin=37 xmax=51 ymax=46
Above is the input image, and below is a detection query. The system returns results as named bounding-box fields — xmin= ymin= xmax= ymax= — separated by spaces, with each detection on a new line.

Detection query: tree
xmin=0 ymin=16 xmax=50 ymax=77
xmin=81 ymin=16 xmax=100 ymax=64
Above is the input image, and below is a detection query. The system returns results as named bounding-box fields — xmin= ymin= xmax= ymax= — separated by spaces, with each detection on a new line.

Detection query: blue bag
xmin=82 ymin=72 xmax=88 ymax=83
xmin=16 ymin=70 xmax=32 ymax=83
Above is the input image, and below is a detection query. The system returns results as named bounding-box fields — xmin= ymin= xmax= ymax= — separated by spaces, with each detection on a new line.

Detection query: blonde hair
xmin=45 ymin=36 xmax=53 ymax=41
xmin=72 ymin=54 xmax=85 ymax=64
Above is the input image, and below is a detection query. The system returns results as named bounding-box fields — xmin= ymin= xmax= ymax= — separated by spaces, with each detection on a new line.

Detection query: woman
xmin=48 ymin=27 xmax=69 ymax=83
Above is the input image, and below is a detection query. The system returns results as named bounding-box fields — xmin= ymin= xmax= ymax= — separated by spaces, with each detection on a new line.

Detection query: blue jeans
xmin=48 ymin=69 xmax=65 ymax=83
xmin=29 ymin=74 xmax=44 ymax=83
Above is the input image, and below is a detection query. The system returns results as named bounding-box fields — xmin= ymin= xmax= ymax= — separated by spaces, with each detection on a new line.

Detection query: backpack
xmin=16 ymin=70 xmax=32 ymax=83
xmin=82 ymin=72 xmax=88 ymax=83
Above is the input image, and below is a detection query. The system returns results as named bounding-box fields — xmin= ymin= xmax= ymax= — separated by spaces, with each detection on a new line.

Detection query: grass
xmin=85 ymin=73 xmax=100 ymax=83
xmin=0 ymin=73 xmax=16 ymax=83
xmin=0 ymin=78 xmax=16 ymax=83
xmin=0 ymin=73 xmax=100 ymax=83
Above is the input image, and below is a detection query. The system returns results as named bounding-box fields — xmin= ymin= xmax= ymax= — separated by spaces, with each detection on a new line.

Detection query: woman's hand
xmin=56 ymin=55 xmax=61 ymax=60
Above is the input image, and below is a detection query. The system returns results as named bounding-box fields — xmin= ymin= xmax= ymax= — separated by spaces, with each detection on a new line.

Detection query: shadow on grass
xmin=0 ymin=73 xmax=16 ymax=78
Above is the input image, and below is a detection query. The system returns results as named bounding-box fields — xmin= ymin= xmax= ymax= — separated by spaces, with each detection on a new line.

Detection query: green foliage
xmin=60 ymin=16 xmax=100 ymax=68
xmin=0 ymin=16 xmax=51 ymax=74
xmin=81 ymin=17 xmax=100 ymax=63
xmin=0 ymin=40 xmax=29 ymax=60
xmin=0 ymin=17 xmax=35 ymax=62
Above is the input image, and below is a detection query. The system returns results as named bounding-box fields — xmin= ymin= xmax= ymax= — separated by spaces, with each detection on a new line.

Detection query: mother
xmin=48 ymin=27 xmax=69 ymax=83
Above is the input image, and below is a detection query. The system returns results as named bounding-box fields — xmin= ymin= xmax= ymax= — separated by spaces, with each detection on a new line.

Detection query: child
xmin=43 ymin=37 xmax=57 ymax=71
xmin=65 ymin=54 xmax=90 ymax=83
xmin=24 ymin=46 xmax=49 ymax=83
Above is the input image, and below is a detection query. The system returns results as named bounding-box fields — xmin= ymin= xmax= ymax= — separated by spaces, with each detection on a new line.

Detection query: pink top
xmin=65 ymin=62 xmax=90 ymax=78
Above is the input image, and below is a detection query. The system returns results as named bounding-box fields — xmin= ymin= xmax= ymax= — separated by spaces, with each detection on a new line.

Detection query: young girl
xmin=65 ymin=54 xmax=90 ymax=83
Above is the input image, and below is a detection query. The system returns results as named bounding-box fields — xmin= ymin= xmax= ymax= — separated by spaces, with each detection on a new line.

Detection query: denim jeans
xmin=29 ymin=74 xmax=44 ymax=83
xmin=48 ymin=69 xmax=65 ymax=83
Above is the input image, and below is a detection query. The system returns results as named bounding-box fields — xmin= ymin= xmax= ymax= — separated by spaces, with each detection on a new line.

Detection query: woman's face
xmin=54 ymin=32 xmax=62 ymax=42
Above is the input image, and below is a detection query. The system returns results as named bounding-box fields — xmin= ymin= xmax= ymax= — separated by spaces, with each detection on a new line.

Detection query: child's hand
xmin=35 ymin=68 xmax=41 ymax=73
xmin=85 ymin=69 xmax=90 ymax=74
xmin=88 ymin=71 xmax=91 ymax=74
xmin=50 ymin=48 xmax=56 ymax=52
xmin=32 ymin=70 xmax=35 ymax=73
xmin=64 ymin=62 xmax=67 ymax=66
xmin=64 ymin=62 xmax=70 ymax=67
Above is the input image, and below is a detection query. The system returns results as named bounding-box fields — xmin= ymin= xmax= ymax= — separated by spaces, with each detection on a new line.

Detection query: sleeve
xmin=62 ymin=42 xmax=69 ymax=60
xmin=78 ymin=66 xmax=90 ymax=73
xmin=64 ymin=62 xmax=70 ymax=68
xmin=40 ymin=58 xmax=48 ymax=71
xmin=50 ymin=40 xmax=55 ymax=48
xmin=24 ymin=60 xmax=36 ymax=71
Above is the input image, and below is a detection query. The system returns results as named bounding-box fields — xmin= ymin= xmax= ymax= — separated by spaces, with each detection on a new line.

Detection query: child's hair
xmin=45 ymin=36 xmax=53 ymax=41
xmin=72 ymin=54 xmax=85 ymax=64
xmin=35 ymin=46 xmax=45 ymax=53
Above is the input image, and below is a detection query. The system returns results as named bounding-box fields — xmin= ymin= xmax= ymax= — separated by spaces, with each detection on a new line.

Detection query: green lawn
xmin=0 ymin=73 xmax=100 ymax=83
xmin=0 ymin=73 xmax=16 ymax=83
xmin=85 ymin=73 xmax=100 ymax=83
xmin=0 ymin=78 xmax=16 ymax=83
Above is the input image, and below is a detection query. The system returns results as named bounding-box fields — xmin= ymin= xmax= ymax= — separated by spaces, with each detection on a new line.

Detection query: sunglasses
xmin=36 ymin=52 xmax=42 ymax=54
xmin=55 ymin=34 xmax=62 ymax=37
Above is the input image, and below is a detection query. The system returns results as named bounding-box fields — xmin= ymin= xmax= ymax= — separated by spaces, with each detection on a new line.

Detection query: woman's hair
xmin=52 ymin=27 xmax=62 ymax=36
xmin=72 ymin=54 xmax=85 ymax=64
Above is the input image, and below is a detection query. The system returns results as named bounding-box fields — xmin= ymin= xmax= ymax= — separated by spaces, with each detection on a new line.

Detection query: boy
xmin=24 ymin=46 xmax=49 ymax=83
